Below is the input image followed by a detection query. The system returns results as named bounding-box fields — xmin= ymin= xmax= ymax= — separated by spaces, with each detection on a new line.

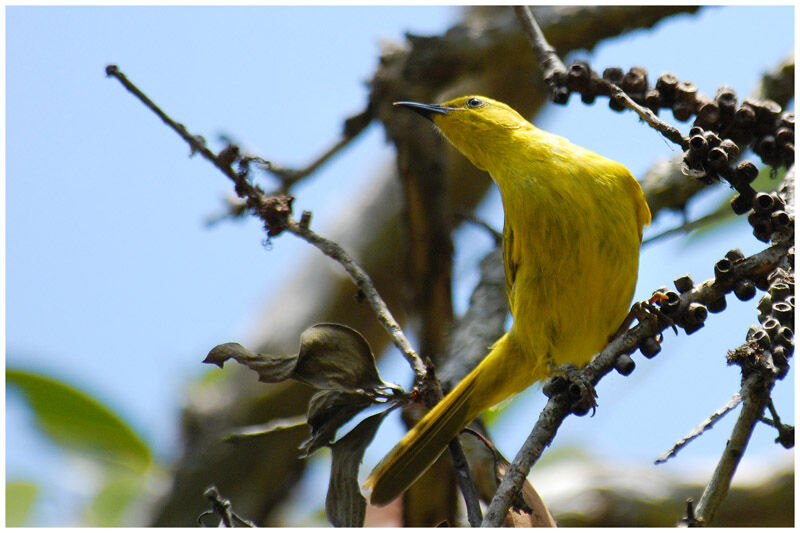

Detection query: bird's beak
xmin=393 ymin=101 xmax=451 ymax=120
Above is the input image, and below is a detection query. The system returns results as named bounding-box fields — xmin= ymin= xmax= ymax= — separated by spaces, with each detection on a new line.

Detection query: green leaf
xmin=86 ymin=474 xmax=142 ymax=526
xmin=6 ymin=481 xmax=39 ymax=526
xmin=7 ymin=368 xmax=152 ymax=473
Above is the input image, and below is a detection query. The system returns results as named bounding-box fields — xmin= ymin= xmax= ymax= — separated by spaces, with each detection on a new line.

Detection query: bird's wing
xmin=502 ymin=220 xmax=519 ymax=315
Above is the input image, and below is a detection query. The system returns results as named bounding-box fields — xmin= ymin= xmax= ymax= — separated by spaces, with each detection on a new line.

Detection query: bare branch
xmin=693 ymin=371 xmax=774 ymax=525
xmin=655 ymin=392 xmax=743 ymax=465
xmin=266 ymin=105 xmax=374 ymax=191
xmin=284 ymin=218 xmax=426 ymax=379
xmin=447 ymin=438 xmax=483 ymax=526
xmin=200 ymin=486 xmax=256 ymax=527
xmin=105 ymin=65 xmax=238 ymax=178
xmin=513 ymin=6 xmax=566 ymax=90
xmin=513 ymin=7 xmax=688 ymax=149
xmin=106 ymin=64 xmax=427 ymax=382
xmin=642 ymin=208 xmax=729 ymax=246
xmin=607 ymin=84 xmax=689 ymax=150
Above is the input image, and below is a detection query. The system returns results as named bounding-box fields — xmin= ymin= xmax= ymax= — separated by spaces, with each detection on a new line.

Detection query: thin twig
xmin=266 ymin=114 xmax=370 ymax=191
xmin=105 ymin=65 xmax=237 ymax=177
xmin=513 ymin=6 xmax=566 ymax=87
xmin=765 ymin=399 xmax=783 ymax=428
xmin=642 ymin=209 xmax=729 ymax=246
xmin=655 ymin=392 xmax=743 ymax=464
xmin=607 ymin=84 xmax=689 ymax=150
xmin=108 ymin=63 xmax=477 ymax=525
xmin=513 ymin=6 xmax=689 ymax=150
xmin=202 ymin=486 xmax=256 ymax=527
xmin=267 ymin=136 xmax=352 ymax=189
xmin=693 ymin=371 xmax=774 ymax=525
xmin=285 ymin=219 xmax=427 ymax=379
xmin=106 ymin=64 xmax=427 ymax=382
xmin=456 ymin=211 xmax=503 ymax=245
xmin=447 ymin=438 xmax=483 ymax=526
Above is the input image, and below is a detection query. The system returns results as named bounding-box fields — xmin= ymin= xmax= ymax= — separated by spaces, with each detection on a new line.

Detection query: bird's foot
xmin=611 ymin=292 xmax=677 ymax=342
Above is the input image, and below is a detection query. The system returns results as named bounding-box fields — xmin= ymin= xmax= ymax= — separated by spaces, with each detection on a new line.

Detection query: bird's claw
xmin=612 ymin=293 xmax=677 ymax=340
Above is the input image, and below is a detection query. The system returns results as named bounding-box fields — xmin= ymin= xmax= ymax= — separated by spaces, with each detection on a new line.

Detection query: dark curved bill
xmin=393 ymin=101 xmax=451 ymax=120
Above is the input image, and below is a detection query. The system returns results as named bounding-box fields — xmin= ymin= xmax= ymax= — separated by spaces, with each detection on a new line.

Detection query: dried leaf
xmin=301 ymin=390 xmax=374 ymax=456
xmin=326 ymin=410 xmax=390 ymax=527
xmin=203 ymin=342 xmax=296 ymax=383
xmin=224 ymin=415 xmax=308 ymax=444
xmin=293 ymin=323 xmax=386 ymax=391
xmin=495 ymin=454 xmax=556 ymax=527
xmin=204 ymin=323 xmax=389 ymax=392
xmin=461 ymin=429 xmax=556 ymax=527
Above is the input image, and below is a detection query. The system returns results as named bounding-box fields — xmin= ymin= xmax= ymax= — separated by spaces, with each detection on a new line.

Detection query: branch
xmin=513 ymin=6 xmax=566 ymax=95
xmin=439 ymin=246 xmax=508 ymax=389
xmin=447 ymin=438 xmax=483 ymax=526
xmin=513 ymin=6 xmax=688 ymax=149
xmin=105 ymin=65 xmax=238 ymax=179
xmin=481 ymin=241 xmax=790 ymax=526
xmin=693 ymin=371 xmax=774 ymax=525
xmin=105 ymin=64 xmax=426 ymax=382
xmin=265 ymin=105 xmax=374 ymax=191
xmin=655 ymin=392 xmax=743 ymax=464
xmin=639 ymin=53 xmax=794 ymax=222
xmin=284 ymin=218 xmax=426 ymax=379
xmin=691 ymin=168 xmax=794 ymax=524
xmin=199 ymin=486 xmax=256 ymax=527
xmin=607 ymin=84 xmax=689 ymax=150
xmin=642 ymin=208 xmax=729 ymax=246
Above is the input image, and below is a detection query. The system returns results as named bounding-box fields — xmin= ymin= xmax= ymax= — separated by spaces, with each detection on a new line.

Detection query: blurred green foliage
xmin=7 ymin=368 xmax=154 ymax=526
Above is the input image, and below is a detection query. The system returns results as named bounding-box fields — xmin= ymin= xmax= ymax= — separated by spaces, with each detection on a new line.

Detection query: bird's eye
xmin=466 ymin=98 xmax=485 ymax=109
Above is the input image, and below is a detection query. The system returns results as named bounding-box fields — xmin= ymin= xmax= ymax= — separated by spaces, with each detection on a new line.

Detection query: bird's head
xmin=393 ymin=96 xmax=532 ymax=171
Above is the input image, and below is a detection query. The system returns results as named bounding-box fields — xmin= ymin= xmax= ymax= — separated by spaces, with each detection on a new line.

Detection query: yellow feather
xmin=364 ymin=95 xmax=651 ymax=506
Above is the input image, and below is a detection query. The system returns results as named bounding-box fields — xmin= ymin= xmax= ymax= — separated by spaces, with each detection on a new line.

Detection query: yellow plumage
xmin=365 ymin=96 xmax=651 ymax=507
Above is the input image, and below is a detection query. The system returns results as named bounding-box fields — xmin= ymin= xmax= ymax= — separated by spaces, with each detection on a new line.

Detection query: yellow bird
xmin=365 ymin=96 xmax=651 ymax=507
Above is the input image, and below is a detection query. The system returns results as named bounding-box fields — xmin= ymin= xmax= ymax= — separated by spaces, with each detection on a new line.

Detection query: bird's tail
xmin=365 ymin=333 xmax=533 ymax=507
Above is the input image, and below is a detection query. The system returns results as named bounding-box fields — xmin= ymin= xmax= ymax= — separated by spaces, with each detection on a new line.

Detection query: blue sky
xmin=6 ymin=5 xmax=794 ymax=526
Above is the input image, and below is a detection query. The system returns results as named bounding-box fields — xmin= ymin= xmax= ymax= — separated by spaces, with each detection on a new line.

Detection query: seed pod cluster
xmin=557 ymin=60 xmax=794 ymax=187
xmin=744 ymin=190 xmax=794 ymax=244
xmin=747 ymin=269 xmax=795 ymax=378
xmin=682 ymin=125 xmax=744 ymax=184
xmin=652 ymin=248 xmax=774 ymax=339
xmin=542 ymin=371 xmax=596 ymax=416
xmin=652 ymin=274 xmax=710 ymax=336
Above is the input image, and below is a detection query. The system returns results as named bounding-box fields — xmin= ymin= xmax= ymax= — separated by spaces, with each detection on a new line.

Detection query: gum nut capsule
xmin=674 ymin=275 xmax=694 ymax=293
xmin=614 ymin=353 xmax=636 ymax=375
xmin=725 ymin=248 xmax=745 ymax=261
xmin=772 ymin=302 xmax=794 ymax=326
xmin=714 ymin=258 xmax=733 ymax=281
xmin=639 ymin=337 xmax=661 ymax=358
xmin=733 ymin=279 xmax=756 ymax=301
xmin=752 ymin=192 xmax=776 ymax=213
xmin=736 ymin=161 xmax=759 ymax=184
